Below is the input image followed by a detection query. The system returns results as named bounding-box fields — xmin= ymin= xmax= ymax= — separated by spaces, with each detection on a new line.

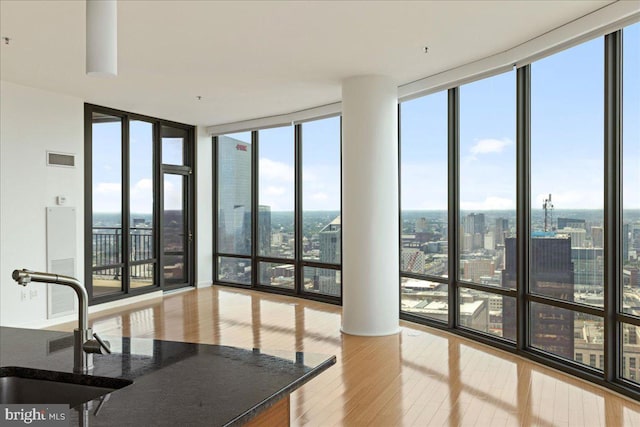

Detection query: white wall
xmin=0 ymin=81 xmax=214 ymax=327
xmin=0 ymin=81 xmax=85 ymax=327
xmin=196 ymin=126 xmax=213 ymax=288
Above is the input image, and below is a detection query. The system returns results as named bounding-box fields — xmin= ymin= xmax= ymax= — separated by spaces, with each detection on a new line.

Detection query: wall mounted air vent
xmin=47 ymin=151 xmax=75 ymax=168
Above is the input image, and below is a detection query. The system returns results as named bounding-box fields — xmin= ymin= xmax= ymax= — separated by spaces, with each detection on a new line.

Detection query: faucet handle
xmin=93 ymin=332 xmax=111 ymax=354
xmin=83 ymin=332 xmax=111 ymax=355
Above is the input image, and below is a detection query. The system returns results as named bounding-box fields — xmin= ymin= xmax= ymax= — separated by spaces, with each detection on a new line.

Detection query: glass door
xmin=163 ymin=173 xmax=190 ymax=287
xmin=160 ymin=125 xmax=193 ymax=290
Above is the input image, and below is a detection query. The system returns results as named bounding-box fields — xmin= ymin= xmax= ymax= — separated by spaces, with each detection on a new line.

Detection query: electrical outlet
xmin=30 ymin=289 xmax=38 ymax=299
xmin=20 ymin=290 xmax=26 ymax=301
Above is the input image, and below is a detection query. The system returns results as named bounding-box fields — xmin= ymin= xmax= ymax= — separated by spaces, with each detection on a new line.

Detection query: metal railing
xmin=92 ymin=227 xmax=154 ymax=280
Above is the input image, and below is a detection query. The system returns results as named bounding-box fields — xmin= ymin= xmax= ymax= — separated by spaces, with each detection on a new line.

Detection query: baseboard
xmin=197 ymin=281 xmax=212 ymax=289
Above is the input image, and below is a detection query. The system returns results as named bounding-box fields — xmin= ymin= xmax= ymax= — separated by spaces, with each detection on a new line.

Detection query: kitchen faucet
xmin=12 ymin=269 xmax=111 ymax=373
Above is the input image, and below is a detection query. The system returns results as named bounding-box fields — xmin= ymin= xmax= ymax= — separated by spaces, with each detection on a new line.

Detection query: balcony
xmin=92 ymin=227 xmax=154 ymax=294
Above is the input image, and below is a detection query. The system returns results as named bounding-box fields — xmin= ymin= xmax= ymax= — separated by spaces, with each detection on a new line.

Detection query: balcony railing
xmin=93 ymin=227 xmax=154 ymax=280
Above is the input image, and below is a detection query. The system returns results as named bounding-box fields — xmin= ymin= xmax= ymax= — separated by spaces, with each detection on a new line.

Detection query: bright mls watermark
xmin=0 ymin=405 xmax=68 ymax=426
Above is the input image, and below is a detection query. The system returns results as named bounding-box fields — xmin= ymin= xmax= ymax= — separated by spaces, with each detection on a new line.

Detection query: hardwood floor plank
xmin=49 ymin=286 xmax=640 ymax=426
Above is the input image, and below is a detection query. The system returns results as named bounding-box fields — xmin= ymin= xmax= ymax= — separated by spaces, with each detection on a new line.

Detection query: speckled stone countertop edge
xmin=224 ymin=354 xmax=337 ymax=426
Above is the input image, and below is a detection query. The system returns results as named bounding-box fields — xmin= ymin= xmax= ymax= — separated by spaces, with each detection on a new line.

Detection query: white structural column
xmin=341 ymin=75 xmax=400 ymax=336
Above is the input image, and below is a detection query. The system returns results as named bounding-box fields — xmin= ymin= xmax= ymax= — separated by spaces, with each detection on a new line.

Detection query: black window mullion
xmin=295 ymin=124 xmax=303 ymax=295
xmin=448 ymin=87 xmax=460 ymax=330
xmin=516 ymin=65 xmax=531 ymax=352
xmin=457 ymin=281 xmax=517 ymax=298
xmin=84 ymin=104 xmax=94 ymax=300
xmin=122 ymin=116 xmax=131 ymax=294
xmin=527 ymin=293 xmax=604 ymax=318
xmin=212 ymin=136 xmax=219 ymax=285
xmin=156 ymin=122 xmax=165 ymax=290
xmin=398 ymin=103 xmax=405 ymax=315
xmin=251 ymin=130 xmax=259 ymax=288
xmin=604 ymin=30 xmax=622 ymax=384
xmin=188 ymin=127 xmax=196 ymax=287
xmin=398 ymin=103 xmax=402 ymax=314
xmin=339 ymin=116 xmax=343 ymax=303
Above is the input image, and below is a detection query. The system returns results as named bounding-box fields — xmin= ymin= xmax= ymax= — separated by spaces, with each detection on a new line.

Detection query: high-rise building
xmin=218 ymin=136 xmax=252 ymax=255
xmin=258 ymin=205 xmax=272 ymax=256
xmin=623 ymin=223 xmax=630 ymax=261
xmin=557 ymin=217 xmax=586 ymax=230
xmin=461 ymin=259 xmax=495 ymax=283
xmin=484 ymin=232 xmax=495 ymax=251
xmin=591 ymin=226 xmax=604 ymax=248
xmin=319 ymin=216 xmax=341 ymax=264
xmin=461 ymin=233 xmax=474 ymax=253
xmin=572 ymin=247 xmax=603 ymax=286
xmin=558 ymin=227 xmax=586 ymax=248
xmin=463 ymin=213 xmax=485 ymax=250
xmin=631 ymin=224 xmax=640 ymax=253
xmin=317 ymin=216 xmax=341 ymax=296
xmin=503 ymin=236 xmax=575 ymax=359
xmin=495 ymin=218 xmax=509 ymax=248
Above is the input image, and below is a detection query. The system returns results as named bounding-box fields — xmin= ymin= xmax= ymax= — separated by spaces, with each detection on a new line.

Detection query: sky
xmin=255 ymin=117 xmax=341 ymax=212
xmin=92 ymin=23 xmax=639 ymax=215
xmin=93 ymin=119 xmax=184 ymax=214
xmin=401 ymin=23 xmax=639 ymax=211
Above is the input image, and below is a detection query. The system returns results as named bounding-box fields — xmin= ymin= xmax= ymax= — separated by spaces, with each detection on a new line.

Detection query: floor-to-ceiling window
xmin=216 ymin=132 xmax=253 ymax=285
xmin=85 ymin=104 xmax=195 ymax=303
xmin=399 ymin=91 xmax=449 ymax=323
xmin=398 ymin=22 xmax=640 ymax=398
xmin=530 ymin=35 xmax=604 ymax=365
xmin=214 ymin=115 xmax=342 ymax=301
xmin=258 ymin=126 xmax=296 ymax=289
xmin=90 ymin=111 xmax=124 ymax=298
xmin=160 ymin=125 xmax=194 ymax=290
xmin=459 ymin=70 xmax=516 ymax=340
xmin=129 ymin=120 xmax=155 ymax=290
xmin=207 ymin=21 xmax=638 ymax=398
xmin=301 ymin=117 xmax=342 ymax=298
xmin=620 ymin=22 xmax=640 ymax=385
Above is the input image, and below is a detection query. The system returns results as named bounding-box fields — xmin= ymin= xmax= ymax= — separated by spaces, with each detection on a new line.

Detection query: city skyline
xmin=90 ymin=24 xmax=638 ymax=217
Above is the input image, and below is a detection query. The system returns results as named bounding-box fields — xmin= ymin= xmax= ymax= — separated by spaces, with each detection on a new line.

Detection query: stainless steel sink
xmin=0 ymin=367 xmax=132 ymax=407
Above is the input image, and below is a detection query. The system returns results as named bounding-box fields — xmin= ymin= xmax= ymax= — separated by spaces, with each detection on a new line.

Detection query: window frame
xmin=213 ymin=117 xmax=343 ymax=304
xmin=84 ymin=103 xmax=196 ymax=305
xmin=398 ymin=26 xmax=640 ymax=399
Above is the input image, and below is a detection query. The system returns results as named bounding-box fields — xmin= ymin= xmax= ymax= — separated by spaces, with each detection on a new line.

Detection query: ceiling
xmin=0 ymin=0 xmax=614 ymax=127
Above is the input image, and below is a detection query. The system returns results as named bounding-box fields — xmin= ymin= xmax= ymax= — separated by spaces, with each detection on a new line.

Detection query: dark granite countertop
xmin=0 ymin=327 xmax=335 ymax=426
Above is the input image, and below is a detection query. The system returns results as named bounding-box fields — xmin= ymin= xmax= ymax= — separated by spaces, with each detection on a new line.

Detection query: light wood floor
xmin=53 ymin=286 xmax=640 ymax=426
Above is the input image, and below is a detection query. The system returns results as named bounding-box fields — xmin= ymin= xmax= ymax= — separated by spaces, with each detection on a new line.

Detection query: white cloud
xmin=93 ymin=182 xmax=121 ymax=212
xmin=130 ymin=179 xmax=153 ymax=213
xmin=259 ymin=158 xmax=294 ymax=182
xmin=302 ymin=169 xmax=318 ymax=182
xmin=470 ymin=138 xmax=513 ymax=156
xmin=461 ymin=196 xmax=514 ymax=211
xmin=311 ymin=192 xmax=329 ymax=202
xmin=400 ymin=163 xmax=448 ymax=210
xmin=95 ymin=182 xmax=121 ymax=194
xmin=265 ymin=186 xmax=286 ymax=197
xmin=163 ymin=180 xmax=182 ymax=210
xmin=133 ymin=178 xmax=153 ymax=191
